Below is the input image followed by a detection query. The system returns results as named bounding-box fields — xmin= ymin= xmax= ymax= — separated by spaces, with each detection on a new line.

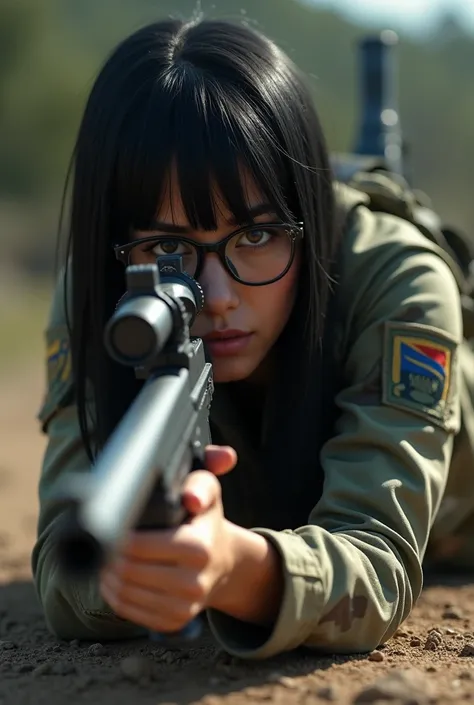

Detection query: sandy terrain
xmin=1 ymin=357 xmax=474 ymax=705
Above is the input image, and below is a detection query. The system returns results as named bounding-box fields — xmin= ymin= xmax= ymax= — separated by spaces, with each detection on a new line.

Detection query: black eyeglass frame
xmin=113 ymin=221 xmax=304 ymax=286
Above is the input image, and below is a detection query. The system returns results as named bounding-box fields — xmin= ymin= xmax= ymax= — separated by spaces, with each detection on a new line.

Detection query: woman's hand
xmin=99 ymin=445 xmax=237 ymax=634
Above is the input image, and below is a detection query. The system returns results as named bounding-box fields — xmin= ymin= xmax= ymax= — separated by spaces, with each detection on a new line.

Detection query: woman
xmin=33 ymin=17 xmax=466 ymax=660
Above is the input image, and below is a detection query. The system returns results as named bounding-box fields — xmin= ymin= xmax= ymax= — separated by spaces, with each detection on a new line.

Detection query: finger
xmin=102 ymin=560 xmax=205 ymax=602
xmin=182 ymin=470 xmax=221 ymax=515
xmin=120 ymin=524 xmax=209 ymax=565
xmin=204 ymin=445 xmax=237 ymax=477
xmin=100 ymin=576 xmax=200 ymax=633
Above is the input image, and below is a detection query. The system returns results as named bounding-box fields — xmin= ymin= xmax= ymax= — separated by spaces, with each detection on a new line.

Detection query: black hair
xmin=64 ymin=18 xmax=341 ymax=525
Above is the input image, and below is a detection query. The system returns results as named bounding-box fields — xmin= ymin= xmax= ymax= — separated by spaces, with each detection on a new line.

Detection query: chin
xmin=210 ymin=357 xmax=259 ymax=383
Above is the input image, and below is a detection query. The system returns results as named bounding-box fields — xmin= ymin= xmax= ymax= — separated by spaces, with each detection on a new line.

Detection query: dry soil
xmin=2 ymin=359 xmax=474 ymax=705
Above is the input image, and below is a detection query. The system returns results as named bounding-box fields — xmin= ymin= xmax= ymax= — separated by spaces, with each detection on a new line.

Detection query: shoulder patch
xmin=47 ymin=336 xmax=71 ymax=387
xmin=382 ymin=322 xmax=458 ymax=428
xmin=38 ymin=327 xmax=73 ymax=432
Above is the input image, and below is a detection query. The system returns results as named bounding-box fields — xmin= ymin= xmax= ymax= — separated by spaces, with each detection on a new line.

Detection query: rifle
xmin=54 ymin=255 xmax=214 ymax=646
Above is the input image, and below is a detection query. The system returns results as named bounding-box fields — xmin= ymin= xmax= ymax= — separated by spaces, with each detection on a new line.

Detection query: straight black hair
xmin=63 ymin=18 xmax=342 ymax=526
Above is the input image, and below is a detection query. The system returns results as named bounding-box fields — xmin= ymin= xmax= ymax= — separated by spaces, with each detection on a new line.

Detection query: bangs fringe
xmin=112 ymin=64 xmax=297 ymax=239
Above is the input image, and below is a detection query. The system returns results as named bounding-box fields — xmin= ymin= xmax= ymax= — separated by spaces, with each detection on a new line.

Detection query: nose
xmin=198 ymin=254 xmax=239 ymax=318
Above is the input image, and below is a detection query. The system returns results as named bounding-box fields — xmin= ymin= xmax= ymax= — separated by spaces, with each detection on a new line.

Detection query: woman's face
xmin=132 ymin=173 xmax=300 ymax=383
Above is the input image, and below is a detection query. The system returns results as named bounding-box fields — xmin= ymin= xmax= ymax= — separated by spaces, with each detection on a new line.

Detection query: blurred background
xmin=0 ymin=1 xmax=472 ymax=532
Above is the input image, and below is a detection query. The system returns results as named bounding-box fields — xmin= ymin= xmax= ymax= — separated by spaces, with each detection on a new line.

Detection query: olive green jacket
xmin=32 ymin=185 xmax=467 ymax=659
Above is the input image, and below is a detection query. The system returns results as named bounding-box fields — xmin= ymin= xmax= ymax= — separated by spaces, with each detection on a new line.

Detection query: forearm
xmin=209 ymin=520 xmax=284 ymax=625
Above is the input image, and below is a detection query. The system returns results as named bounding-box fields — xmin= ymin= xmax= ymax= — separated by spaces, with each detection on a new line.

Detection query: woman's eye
xmin=148 ymin=239 xmax=186 ymax=256
xmin=239 ymin=229 xmax=273 ymax=246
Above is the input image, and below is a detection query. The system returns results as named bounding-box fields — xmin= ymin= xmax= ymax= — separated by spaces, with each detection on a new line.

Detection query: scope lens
xmin=109 ymin=316 xmax=155 ymax=362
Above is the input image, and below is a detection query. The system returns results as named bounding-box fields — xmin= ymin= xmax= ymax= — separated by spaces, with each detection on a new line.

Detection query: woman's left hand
xmin=100 ymin=445 xmax=237 ymax=634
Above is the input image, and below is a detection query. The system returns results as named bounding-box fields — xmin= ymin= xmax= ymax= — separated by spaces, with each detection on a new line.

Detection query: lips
xmin=204 ymin=329 xmax=250 ymax=341
xmin=203 ymin=330 xmax=254 ymax=357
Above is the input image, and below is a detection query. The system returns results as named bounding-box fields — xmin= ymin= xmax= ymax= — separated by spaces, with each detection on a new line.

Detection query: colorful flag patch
xmin=383 ymin=323 xmax=457 ymax=425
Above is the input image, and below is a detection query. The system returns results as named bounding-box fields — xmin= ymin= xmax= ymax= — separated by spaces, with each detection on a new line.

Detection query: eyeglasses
xmin=113 ymin=222 xmax=304 ymax=286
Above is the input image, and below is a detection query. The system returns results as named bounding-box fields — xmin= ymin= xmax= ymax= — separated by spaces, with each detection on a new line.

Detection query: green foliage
xmin=0 ymin=0 xmax=473 ymax=273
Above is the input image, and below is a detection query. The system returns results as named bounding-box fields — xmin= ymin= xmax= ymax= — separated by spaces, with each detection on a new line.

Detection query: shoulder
xmin=335 ymin=184 xmax=452 ymax=273
xmin=330 ymin=193 xmax=463 ymax=433
xmin=334 ymin=190 xmax=463 ymax=337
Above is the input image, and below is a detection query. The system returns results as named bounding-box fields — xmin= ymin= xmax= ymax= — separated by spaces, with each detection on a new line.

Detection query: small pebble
xmin=443 ymin=609 xmax=463 ymax=620
xmin=460 ymin=670 xmax=473 ymax=680
xmin=201 ymin=697 xmax=222 ymax=705
xmin=316 ymin=685 xmax=338 ymax=701
xmin=368 ymin=650 xmax=384 ymax=662
xmin=32 ymin=662 xmax=53 ymax=677
xmin=278 ymin=676 xmax=300 ymax=689
xmin=69 ymin=639 xmax=80 ymax=648
xmin=428 ymin=628 xmax=443 ymax=637
xmin=0 ymin=641 xmax=16 ymax=650
xmin=410 ymin=637 xmax=422 ymax=647
xmin=161 ymin=651 xmax=176 ymax=665
xmin=44 ymin=644 xmax=60 ymax=653
xmin=394 ymin=628 xmax=408 ymax=638
xmin=424 ymin=631 xmax=443 ymax=651
xmin=460 ymin=643 xmax=474 ymax=657
xmin=88 ymin=643 xmax=107 ymax=656
xmin=120 ymin=655 xmax=153 ymax=682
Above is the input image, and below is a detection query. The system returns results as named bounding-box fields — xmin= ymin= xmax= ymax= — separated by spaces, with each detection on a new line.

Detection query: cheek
xmin=248 ymin=263 xmax=299 ymax=338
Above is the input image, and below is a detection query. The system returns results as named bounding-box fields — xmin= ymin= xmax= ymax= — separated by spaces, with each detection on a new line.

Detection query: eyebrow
xmin=146 ymin=202 xmax=277 ymax=233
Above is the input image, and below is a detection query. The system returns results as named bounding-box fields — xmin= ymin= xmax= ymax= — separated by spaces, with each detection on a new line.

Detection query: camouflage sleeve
xmin=31 ymin=271 xmax=145 ymax=641
xmin=207 ymin=207 xmax=462 ymax=659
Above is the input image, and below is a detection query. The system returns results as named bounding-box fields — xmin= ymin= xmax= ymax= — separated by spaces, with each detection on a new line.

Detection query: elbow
xmin=308 ymin=549 xmax=421 ymax=655
xmin=33 ymin=539 xmax=143 ymax=642
xmin=32 ymin=537 xmax=83 ymax=640
xmin=41 ymin=586 xmax=91 ymax=642
xmin=33 ymin=557 xmax=96 ymax=641
xmin=41 ymin=590 xmax=144 ymax=642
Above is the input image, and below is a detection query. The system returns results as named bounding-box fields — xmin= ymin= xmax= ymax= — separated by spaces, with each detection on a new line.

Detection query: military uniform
xmin=32 ymin=184 xmax=474 ymax=660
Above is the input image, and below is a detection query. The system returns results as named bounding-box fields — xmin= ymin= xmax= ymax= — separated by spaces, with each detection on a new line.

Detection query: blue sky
xmin=307 ymin=0 xmax=474 ymax=36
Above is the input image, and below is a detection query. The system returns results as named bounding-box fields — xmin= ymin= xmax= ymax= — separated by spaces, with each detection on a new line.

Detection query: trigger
xmin=191 ymin=440 xmax=205 ymax=471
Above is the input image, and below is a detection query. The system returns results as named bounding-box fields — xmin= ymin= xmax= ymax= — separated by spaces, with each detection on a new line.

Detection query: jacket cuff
xmin=207 ymin=528 xmax=325 ymax=659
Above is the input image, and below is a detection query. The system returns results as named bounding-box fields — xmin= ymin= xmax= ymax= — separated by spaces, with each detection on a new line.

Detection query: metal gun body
xmin=69 ymin=340 xmax=212 ymax=570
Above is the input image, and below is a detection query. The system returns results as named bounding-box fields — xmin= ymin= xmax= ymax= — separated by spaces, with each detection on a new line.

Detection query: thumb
xmin=204 ymin=445 xmax=237 ymax=477
xmin=182 ymin=470 xmax=221 ymax=515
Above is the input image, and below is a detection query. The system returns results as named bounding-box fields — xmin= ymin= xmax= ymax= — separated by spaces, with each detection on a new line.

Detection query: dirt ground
xmin=2 ymin=360 xmax=474 ymax=705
